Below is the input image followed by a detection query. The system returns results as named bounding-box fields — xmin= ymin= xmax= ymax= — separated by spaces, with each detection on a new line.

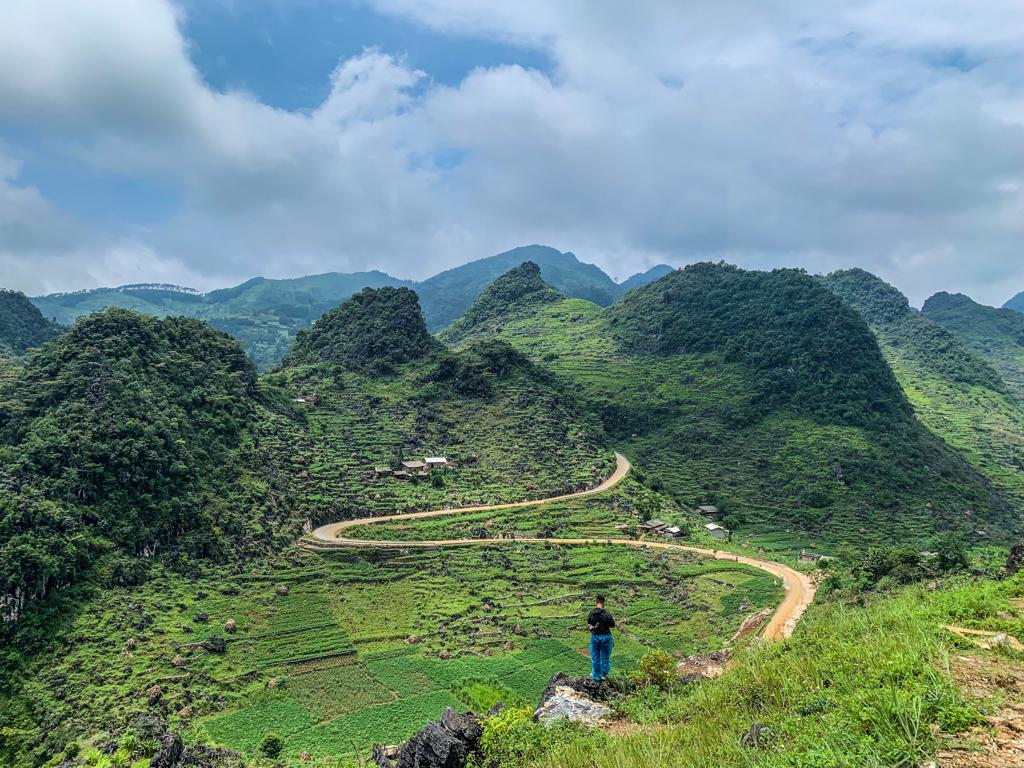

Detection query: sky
xmin=1 ymin=1 xmax=1023 ymax=306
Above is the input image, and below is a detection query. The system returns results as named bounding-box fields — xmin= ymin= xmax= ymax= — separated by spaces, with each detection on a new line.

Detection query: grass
xmin=473 ymin=574 xmax=1023 ymax=768
xmin=0 ymin=533 xmax=780 ymax=767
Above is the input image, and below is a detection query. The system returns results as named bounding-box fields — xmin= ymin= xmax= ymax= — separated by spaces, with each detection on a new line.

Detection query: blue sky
xmin=0 ymin=1 xmax=1022 ymax=304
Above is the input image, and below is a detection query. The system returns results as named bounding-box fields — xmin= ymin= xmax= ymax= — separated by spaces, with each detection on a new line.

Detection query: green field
xmin=1 ymin=528 xmax=781 ymax=766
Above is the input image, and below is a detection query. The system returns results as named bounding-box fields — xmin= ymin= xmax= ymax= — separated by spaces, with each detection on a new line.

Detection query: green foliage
xmin=259 ymin=732 xmax=284 ymax=758
xmin=0 ymin=289 xmax=61 ymax=358
xmin=470 ymin=706 xmax=584 ymax=768
xmin=440 ymin=262 xmax=561 ymax=346
xmin=284 ymin=286 xmax=437 ymax=373
xmin=610 ymin=263 xmax=908 ymax=428
xmin=631 ymin=650 xmax=678 ymax=690
xmin=476 ymin=576 xmax=1007 ymax=768
xmin=923 ymin=291 xmax=1024 ymax=399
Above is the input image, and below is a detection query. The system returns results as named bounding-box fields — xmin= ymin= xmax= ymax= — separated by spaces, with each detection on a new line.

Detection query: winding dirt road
xmin=305 ymin=452 xmax=814 ymax=640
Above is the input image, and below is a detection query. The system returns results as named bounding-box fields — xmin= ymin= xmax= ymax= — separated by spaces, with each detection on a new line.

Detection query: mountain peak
xmin=439 ymin=262 xmax=561 ymax=346
xmin=820 ymin=268 xmax=911 ymax=325
xmin=0 ymin=288 xmax=62 ymax=357
xmin=284 ymin=286 xmax=436 ymax=373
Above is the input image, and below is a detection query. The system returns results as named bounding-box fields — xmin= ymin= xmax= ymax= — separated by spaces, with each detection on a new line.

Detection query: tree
xmin=260 ymin=733 xmax=284 ymax=759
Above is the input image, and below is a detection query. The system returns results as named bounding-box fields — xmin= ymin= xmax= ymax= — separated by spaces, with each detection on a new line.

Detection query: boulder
xmin=276 ymin=585 xmax=289 ymax=596
xmin=194 ymin=612 xmax=208 ymax=624
xmin=533 ymin=673 xmax=614 ymax=725
xmin=201 ymin=637 xmax=227 ymax=654
xmin=224 ymin=619 xmax=237 ymax=634
xmin=125 ymin=638 xmax=137 ymax=651
xmin=1006 ymin=544 xmax=1024 ymax=576
xmin=146 ymin=684 xmax=164 ymax=704
xmin=150 ymin=732 xmax=183 ymax=768
xmin=375 ymin=707 xmax=483 ymax=768
xmin=171 ymin=655 xmax=186 ymax=668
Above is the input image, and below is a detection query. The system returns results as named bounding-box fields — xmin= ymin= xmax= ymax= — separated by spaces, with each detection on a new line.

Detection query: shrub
xmin=260 ymin=732 xmax=285 ymax=759
xmin=630 ymin=649 xmax=677 ymax=691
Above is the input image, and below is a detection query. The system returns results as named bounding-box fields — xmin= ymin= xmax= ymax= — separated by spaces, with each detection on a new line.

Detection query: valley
xmin=3 ymin=256 xmax=1024 ymax=768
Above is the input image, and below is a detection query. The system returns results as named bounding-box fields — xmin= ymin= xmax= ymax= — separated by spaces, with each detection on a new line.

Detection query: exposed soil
xmin=938 ymin=652 xmax=1024 ymax=767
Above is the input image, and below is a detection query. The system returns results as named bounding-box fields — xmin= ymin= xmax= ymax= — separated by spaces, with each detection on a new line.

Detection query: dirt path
xmin=305 ymin=452 xmax=814 ymax=641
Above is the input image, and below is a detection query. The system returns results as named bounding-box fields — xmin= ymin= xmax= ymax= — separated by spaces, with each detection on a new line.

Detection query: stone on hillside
xmin=149 ymin=732 xmax=183 ymax=768
xmin=201 ymin=637 xmax=227 ymax=654
xmin=224 ymin=619 xmax=237 ymax=634
xmin=439 ymin=649 xmax=451 ymax=660
xmin=146 ymin=684 xmax=164 ymax=704
xmin=125 ymin=638 xmax=137 ymax=650
xmin=740 ymin=723 xmax=773 ymax=749
xmin=299 ymin=752 xmax=311 ymax=761
xmin=171 ymin=655 xmax=186 ymax=668
xmin=276 ymin=585 xmax=289 ymax=596
xmin=678 ymin=650 xmax=729 ymax=679
xmin=266 ymin=677 xmax=280 ymax=689
xmin=374 ymin=707 xmax=483 ymax=768
xmin=533 ymin=673 xmax=614 ymax=725
xmin=512 ymin=624 xmax=525 ymax=636
xmin=405 ymin=635 xmax=420 ymax=645
xmin=1006 ymin=544 xmax=1024 ymax=575
xmin=178 ymin=706 xmax=193 ymax=719
xmin=195 ymin=612 xmax=208 ymax=623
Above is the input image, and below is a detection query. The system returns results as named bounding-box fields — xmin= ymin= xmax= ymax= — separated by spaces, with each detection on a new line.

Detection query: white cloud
xmin=0 ymin=0 xmax=1022 ymax=304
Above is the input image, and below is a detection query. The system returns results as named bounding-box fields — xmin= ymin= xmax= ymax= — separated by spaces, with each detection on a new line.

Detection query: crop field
xmin=3 ymin=529 xmax=781 ymax=766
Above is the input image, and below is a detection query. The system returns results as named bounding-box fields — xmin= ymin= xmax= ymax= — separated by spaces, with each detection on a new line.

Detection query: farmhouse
xmin=663 ymin=526 xmax=684 ymax=538
xmin=698 ymin=505 xmax=721 ymax=519
xmin=401 ymin=460 xmax=427 ymax=475
xmin=639 ymin=519 xmax=668 ymax=534
xmin=704 ymin=523 xmax=729 ymax=540
xmin=373 ymin=466 xmax=392 ymax=478
xmin=424 ymin=456 xmax=449 ymax=469
xmin=797 ymin=550 xmax=823 ymax=564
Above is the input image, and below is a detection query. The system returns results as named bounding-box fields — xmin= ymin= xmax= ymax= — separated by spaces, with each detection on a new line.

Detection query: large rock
xmin=1006 ymin=544 xmax=1024 ymax=576
xmin=533 ymin=673 xmax=614 ymax=725
xmin=149 ymin=732 xmax=184 ymax=768
xmin=374 ymin=707 xmax=484 ymax=768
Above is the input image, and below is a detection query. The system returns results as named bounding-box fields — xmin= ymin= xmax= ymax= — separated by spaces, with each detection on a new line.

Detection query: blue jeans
xmin=590 ymin=633 xmax=613 ymax=680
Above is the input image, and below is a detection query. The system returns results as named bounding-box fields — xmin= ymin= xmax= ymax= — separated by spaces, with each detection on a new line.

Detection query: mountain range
xmin=29 ymin=246 xmax=672 ymax=370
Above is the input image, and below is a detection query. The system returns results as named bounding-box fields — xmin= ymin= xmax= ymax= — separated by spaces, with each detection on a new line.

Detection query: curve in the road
xmin=305 ymin=452 xmax=814 ymax=641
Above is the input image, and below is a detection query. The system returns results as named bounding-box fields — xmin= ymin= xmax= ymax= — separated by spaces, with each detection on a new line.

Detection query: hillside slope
xmin=824 ymin=270 xmax=1024 ymax=513
xmin=0 ymin=309 xmax=302 ymax=622
xmin=447 ymin=263 xmax=1016 ymax=546
xmin=923 ymin=291 xmax=1024 ymax=400
xmin=0 ymin=289 xmax=61 ymax=358
xmin=266 ymin=286 xmax=615 ymax=523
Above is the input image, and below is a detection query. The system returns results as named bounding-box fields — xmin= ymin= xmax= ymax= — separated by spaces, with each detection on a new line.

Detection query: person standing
xmin=587 ymin=595 xmax=615 ymax=681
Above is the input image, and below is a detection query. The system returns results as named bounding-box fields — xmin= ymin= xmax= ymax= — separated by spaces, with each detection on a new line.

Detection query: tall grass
xmin=481 ymin=576 xmax=1019 ymax=768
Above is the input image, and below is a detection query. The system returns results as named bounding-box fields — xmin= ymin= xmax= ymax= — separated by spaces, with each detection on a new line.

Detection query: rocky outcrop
xmin=1006 ymin=544 xmax=1024 ymax=576
xmin=740 ymin=723 xmax=773 ymax=749
xmin=533 ymin=673 xmax=615 ymax=725
xmin=147 ymin=729 xmax=243 ymax=768
xmin=677 ymin=650 xmax=729 ymax=679
xmin=373 ymin=707 xmax=486 ymax=768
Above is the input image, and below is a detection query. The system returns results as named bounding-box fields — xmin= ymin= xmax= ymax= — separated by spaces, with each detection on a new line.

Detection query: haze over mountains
xmin=29 ymin=246 xmax=672 ymax=370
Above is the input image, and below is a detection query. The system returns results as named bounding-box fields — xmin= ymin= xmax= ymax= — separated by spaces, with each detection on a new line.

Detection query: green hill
xmin=266 ymin=285 xmax=614 ymax=522
xmin=922 ymin=291 xmax=1024 ymax=400
xmin=619 ymin=264 xmax=674 ymax=293
xmin=823 ymin=270 xmax=1024 ymax=513
xmin=440 ymin=261 xmax=561 ymax=346
xmin=447 ymin=262 xmax=1016 ymax=546
xmin=1005 ymin=290 xmax=1024 ymax=314
xmin=0 ymin=289 xmax=61 ymax=358
xmin=0 ymin=309 xmax=303 ymax=622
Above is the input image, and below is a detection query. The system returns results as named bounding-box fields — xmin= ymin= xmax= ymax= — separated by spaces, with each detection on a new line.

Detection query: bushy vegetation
xmin=451 ymin=264 xmax=1016 ymax=546
xmin=471 ymin=574 xmax=1022 ymax=768
xmin=824 ymin=269 xmax=1024 ymax=511
xmin=284 ymin=287 xmax=437 ymax=374
xmin=440 ymin=262 xmax=561 ymax=346
xmin=0 ymin=309 xmax=304 ymax=621
xmin=923 ymin=290 xmax=1024 ymax=399
xmin=0 ymin=289 xmax=61 ymax=358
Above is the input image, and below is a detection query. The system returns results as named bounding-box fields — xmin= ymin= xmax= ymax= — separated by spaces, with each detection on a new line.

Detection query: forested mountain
xmin=0 ymin=289 xmax=61 ymax=358
xmin=0 ymin=310 xmax=301 ymax=622
xmin=448 ymin=262 xmax=1017 ymax=545
xmin=922 ymin=291 xmax=1024 ymax=400
xmin=28 ymin=246 xmax=671 ymax=369
xmin=823 ymin=269 xmax=1024 ymax=511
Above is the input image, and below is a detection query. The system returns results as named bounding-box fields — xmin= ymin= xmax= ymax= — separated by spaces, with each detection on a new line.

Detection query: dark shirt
xmin=587 ymin=607 xmax=616 ymax=635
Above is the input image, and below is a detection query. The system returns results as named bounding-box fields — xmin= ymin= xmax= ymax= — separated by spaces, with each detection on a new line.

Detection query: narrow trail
xmin=304 ymin=452 xmax=815 ymax=641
